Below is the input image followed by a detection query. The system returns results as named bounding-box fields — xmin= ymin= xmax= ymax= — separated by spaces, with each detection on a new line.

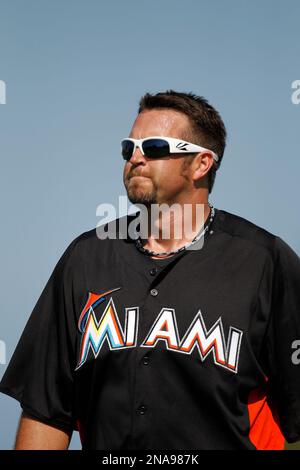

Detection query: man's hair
xmin=138 ymin=90 xmax=227 ymax=194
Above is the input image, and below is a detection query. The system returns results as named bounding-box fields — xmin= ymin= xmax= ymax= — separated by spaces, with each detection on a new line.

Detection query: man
xmin=1 ymin=90 xmax=300 ymax=450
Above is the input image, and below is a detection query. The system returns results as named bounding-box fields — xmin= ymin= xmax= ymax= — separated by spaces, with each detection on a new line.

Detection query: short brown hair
xmin=138 ymin=90 xmax=227 ymax=193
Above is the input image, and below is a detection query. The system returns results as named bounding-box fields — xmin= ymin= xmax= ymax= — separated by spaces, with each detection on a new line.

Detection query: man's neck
xmin=142 ymin=200 xmax=211 ymax=255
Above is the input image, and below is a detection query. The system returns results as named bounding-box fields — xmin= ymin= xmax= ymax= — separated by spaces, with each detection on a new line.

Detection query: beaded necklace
xmin=134 ymin=202 xmax=215 ymax=258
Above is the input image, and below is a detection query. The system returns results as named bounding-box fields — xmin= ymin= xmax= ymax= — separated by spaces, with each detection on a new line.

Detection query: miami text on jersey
xmin=75 ymin=291 xmax=243 ymax=373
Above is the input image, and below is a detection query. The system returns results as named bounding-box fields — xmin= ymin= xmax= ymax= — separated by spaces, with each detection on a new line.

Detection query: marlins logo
xmin=76 ymin=287 xmax=139 ymax=370
xmin=76 ymin=289 xmax=243 ymax=373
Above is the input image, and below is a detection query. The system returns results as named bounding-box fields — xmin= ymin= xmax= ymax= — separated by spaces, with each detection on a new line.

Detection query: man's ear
xmin=191 ymin=152 xmax=215 ymax=183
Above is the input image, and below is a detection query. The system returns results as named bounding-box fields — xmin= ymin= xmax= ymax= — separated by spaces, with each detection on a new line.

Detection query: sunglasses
xmin=121 ymin=136 xmax=219 ymax=164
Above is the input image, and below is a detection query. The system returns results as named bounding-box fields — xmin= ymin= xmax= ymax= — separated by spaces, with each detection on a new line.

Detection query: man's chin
xmin=126 ymin=191 xmax=157 ymax=206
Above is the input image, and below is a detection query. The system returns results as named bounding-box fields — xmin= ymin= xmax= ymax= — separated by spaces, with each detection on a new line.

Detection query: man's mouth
xmin=129 ymin=174 xmax=149 ymax=180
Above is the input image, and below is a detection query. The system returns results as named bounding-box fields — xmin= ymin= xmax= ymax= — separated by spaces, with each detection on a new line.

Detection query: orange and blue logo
xmin=76 ymin=287 xmax=139 ymax=370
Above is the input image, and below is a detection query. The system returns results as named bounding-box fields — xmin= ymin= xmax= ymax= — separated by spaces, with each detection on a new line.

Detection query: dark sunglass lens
xmin=142 ymin=139 xmax=170 ymax=158
xmin=121 ymin=140 xmax=134 ymax=160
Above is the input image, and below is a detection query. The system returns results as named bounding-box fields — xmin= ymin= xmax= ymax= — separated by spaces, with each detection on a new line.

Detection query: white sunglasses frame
xmin=121 ymin=136 xmax=219 ymax=164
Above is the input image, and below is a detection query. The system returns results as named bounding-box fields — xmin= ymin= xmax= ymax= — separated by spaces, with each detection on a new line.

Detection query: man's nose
xmin=129 ymin=145 xmax=146 ymax=164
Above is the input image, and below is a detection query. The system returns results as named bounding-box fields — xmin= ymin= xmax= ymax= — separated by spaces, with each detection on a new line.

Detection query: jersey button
xmin=136 ymin=404 xmax=147 ymax=415
xmin=143 ymin=355 xmax=150 ymax=365
xmin=149 ymin=268 xmax=158 ymax=276
xmin=150 ymin=288 xmax=158 ymax=297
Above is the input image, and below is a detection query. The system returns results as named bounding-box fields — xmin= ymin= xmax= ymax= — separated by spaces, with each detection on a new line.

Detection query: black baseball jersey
xmin=1 ymin=208 xmax=300 ymax=450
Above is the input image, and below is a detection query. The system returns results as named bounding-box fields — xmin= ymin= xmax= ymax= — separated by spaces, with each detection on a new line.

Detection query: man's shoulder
xmin=216 ymin=208 xmax=299 ymax=266
xmin=66 ymin=213 xmax=137 ymax=256
xmin=216 ymin=208 xmax=278 ymax=254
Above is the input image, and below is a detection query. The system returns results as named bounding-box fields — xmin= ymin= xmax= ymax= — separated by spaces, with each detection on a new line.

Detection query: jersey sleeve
xmin=0 ymin=236 xmax=80 ymax=432
xmin=263 ymin=236 xmax=300 ymax=443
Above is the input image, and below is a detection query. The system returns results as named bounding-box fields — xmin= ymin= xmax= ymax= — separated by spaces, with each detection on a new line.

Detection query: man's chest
xmin=73 ymin=252 xmax=270 ymax=377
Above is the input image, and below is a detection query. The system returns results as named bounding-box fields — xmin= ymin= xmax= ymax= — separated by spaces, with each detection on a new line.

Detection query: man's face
xmin=123 ymin=109 xmax=194 ymax=206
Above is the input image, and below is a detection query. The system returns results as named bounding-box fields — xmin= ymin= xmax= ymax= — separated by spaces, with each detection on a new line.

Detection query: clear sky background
xmin=0 ymin=0 xmax=299 ymax=450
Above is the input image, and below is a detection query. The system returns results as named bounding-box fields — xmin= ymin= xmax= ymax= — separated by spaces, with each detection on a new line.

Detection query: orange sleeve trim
xmin=248 ymin=383 xmax=285 ymax=450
